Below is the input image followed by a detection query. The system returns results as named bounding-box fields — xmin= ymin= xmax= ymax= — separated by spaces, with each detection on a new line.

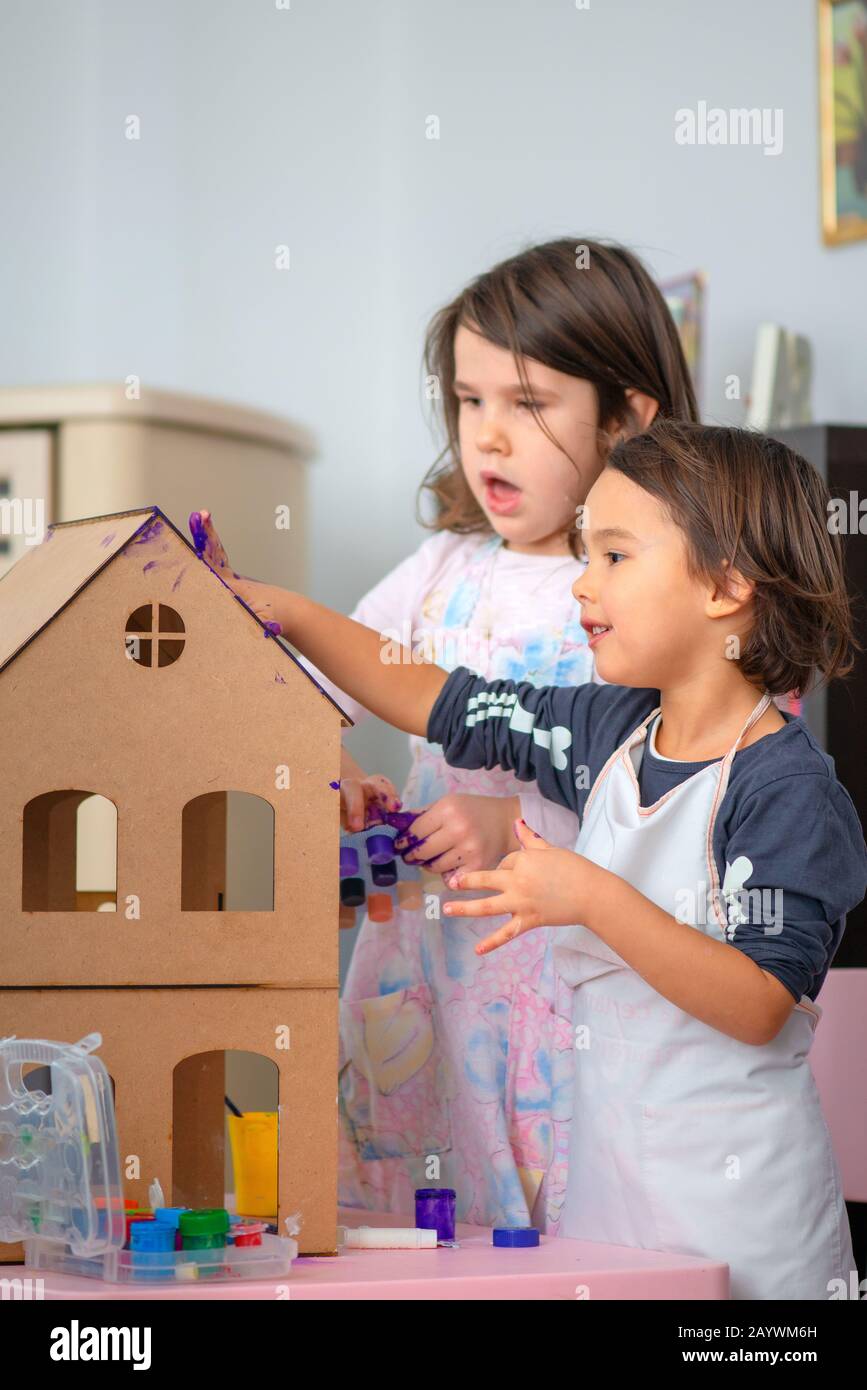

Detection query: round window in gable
xmin=125 ymin=604 xmax=186 ymax=667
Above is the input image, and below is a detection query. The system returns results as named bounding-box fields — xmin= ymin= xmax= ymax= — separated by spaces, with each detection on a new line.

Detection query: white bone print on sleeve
xmin=721 ymin=855 xmax=754 ymax=939
xmin=464 ymin=689 xmax=573 ymax=772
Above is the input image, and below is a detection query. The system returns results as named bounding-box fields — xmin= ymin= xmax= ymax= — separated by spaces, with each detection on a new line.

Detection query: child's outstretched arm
xmin=191 ymin=511 xmax=448 ymax=736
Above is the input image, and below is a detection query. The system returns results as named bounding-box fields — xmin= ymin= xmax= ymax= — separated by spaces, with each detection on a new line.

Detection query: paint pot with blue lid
xmin=493 ymin=1226 xmax=540 ymax=1248
xmin=130 ymin=1219 xmax=176 ymax=1278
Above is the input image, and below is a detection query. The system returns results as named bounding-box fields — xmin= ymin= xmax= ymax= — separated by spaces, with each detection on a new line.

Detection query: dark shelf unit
xmin=772 ymin=426 xmax=867 ymax=969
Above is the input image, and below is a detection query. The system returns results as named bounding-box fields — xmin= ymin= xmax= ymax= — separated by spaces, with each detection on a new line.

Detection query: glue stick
xmin=339 ymin=1225 xmax=437 ymax=1249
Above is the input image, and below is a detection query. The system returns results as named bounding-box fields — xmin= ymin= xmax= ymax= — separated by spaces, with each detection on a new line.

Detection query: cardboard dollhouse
xmin=0 ymin=506 xmax=349 ymax=1258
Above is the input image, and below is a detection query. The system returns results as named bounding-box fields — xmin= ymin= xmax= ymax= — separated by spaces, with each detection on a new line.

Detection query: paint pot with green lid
xmin=179 ymin=1209 xmax=230 ymax=1274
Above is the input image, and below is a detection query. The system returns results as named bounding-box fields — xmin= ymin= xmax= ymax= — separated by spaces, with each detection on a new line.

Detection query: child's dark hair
xmin=419 ymin=238 xmax=699 ymax=557
xmin=607 ymin=420 xmax=857 ymax=696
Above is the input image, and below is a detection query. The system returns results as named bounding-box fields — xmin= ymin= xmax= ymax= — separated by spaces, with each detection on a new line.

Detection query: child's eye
xmin=517 ymin=399 xmax=543 ymax=411
xmin=605 ymin=550 xmax=627 ymax=565
xmin=457 ymin=395 xmax=480 ymax=408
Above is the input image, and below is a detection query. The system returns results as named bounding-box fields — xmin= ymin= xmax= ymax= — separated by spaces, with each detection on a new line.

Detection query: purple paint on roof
xmin=100 ymin=533 xmax=117 ymax=549
xmin=132 ymin=519 xmax=165 ymax=545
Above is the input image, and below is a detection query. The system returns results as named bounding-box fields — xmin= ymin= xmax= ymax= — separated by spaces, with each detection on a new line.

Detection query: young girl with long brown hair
xmin=193 ymin=237 xmax=697 ymax=1230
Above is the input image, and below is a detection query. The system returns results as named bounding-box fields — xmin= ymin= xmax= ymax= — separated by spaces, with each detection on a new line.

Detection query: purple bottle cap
xmin=366 ymin=833 xmax=394 ymax=866
xmin=339 ymin=847 xmax=359 ymax=877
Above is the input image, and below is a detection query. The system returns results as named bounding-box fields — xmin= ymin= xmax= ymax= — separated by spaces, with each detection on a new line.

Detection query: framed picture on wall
xmin=660 ymin=271 xmax=705 ymax=410
xmin=819 ymin=0 xmax=867 ymax=245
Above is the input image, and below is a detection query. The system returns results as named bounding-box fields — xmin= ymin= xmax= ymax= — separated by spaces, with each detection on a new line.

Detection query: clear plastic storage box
xmin=0 ymin=1034 xmax=298 ymax=1283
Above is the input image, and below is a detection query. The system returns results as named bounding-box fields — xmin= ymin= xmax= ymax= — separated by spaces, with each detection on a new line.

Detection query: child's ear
xmin=621 ymin=388 xmax=659 ymax=435
xmin=705 ymin=565 xmax=755 ymax=620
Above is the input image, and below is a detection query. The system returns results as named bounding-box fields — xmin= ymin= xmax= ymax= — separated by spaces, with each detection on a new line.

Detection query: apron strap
xmin=584 ymin=705 xmax=661 ymax=818
xmin=706 ymin=691 xmax=774 ymax=931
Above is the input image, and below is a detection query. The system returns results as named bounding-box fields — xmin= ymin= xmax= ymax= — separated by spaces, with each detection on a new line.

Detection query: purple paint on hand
xmin=367 ymin=807 xmax=418 ymax=836
xmin=188 ymin=511 xmax=208 ymax=556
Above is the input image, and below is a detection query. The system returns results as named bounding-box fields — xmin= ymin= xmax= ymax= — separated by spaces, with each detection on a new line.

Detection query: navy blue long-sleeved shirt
xmin=428 ymin=672 xmax=867 ymax=1004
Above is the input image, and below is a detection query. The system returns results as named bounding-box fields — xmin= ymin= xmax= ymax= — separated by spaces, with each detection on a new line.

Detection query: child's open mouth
xmin=481 ymin=470 xmax=522 ymax=515
xmin=582 ymin=619 xmax=612 ymax=649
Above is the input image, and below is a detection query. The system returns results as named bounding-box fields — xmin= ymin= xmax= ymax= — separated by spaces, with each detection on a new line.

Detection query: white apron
xmin=554 ymin=693 xmax=855 ymax=1300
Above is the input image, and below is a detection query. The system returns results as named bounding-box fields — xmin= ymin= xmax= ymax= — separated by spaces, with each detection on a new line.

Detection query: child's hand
xmin=189 ymin=508 xmax=238 ymax=575
xmin=394 ymin=793 xmax=520 ymax=878
xmin=339 ymin=747 xmax=401 ymax=833
xmin=442 ymin=818 xmax=600 ymax=954
xmin=189 ymin=509 xmax=278 ymax=629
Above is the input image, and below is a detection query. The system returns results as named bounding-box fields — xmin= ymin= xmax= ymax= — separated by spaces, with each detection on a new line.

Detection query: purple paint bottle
xmin=339 ymin=847 xmax=359 ymax=878
xmin=415 ymin=1188 xmax=456 ymax=1243
xmin=366 ymin=834 xmax=394 ymax=866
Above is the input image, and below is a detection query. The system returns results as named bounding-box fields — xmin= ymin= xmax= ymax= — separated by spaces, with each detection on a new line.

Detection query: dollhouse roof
xmin=0 ymin=505 xmax=353 ymax=725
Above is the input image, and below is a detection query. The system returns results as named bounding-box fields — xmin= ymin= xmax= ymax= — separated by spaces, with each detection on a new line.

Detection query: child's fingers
xmin=394 ymin=803 xmax=440 ymax=846
xmin=341 ymin=779 xmax=366 ymax=832
xmin=445 ymin=868 xmax=506 ymax=893
xmin=398 ymin=823 xmax=452 ymax=865
xmin=417 ymin=844 xmax=466 ymax=874
xmin=362 ymin=775 xmax=401 ymax=813
xmin=475 ymin=916 xmax=525 ymax=955
xmin=442 ymin=889 xmax=510 ymax=917
xmin=200 ymin=511 xmax=230 ymax=569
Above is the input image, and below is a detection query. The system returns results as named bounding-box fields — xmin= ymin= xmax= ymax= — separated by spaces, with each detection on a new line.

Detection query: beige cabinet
xmin=0 ymin=383 xmax=315 ymax=584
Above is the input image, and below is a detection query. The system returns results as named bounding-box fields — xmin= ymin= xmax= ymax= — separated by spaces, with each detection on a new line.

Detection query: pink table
xmin=10 ymin=1207 xmax=729 ymax=1300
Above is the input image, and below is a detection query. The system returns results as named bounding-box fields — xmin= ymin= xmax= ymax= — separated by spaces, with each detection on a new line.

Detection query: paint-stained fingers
xmin=363 ymin=775 xmax=402 ymax=814
xmin=401 ymin=824 xmax=453 ymax=867
xmin=198 ymin=510 xmax=232 ymax=570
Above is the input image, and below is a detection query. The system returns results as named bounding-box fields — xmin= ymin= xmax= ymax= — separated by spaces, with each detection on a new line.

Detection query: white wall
xmin=2 ymin=0 xmax=864 ymax=790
